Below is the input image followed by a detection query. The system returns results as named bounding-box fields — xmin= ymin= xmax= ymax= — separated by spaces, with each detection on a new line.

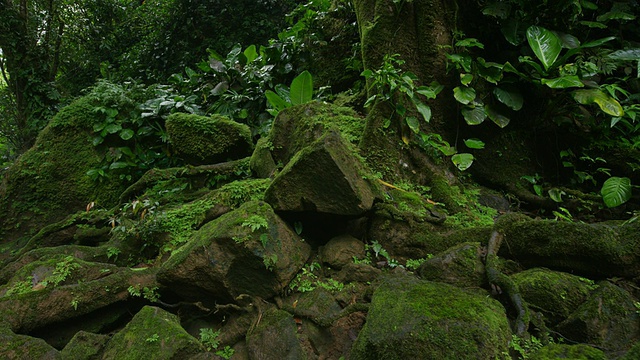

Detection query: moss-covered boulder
xmin=511 ymin=268 xmax=593 ymax=326
xmin=556 ymin=281 xmax=640 ymax=352
xmin=496 ymin=213 xmax=640 ymax=277
xmin=529 ymin=343 xmax=606 ymax=360
xmin=267 ymin=102 xmax=364 ymax=166
xmin=166 ymin=113 xmax=253 ymax=166
xmin=102 ymin=306 xmax=204 ymax=360
xmin=417 ymin=242 xmax=486 ymax=288
xmin=246 ymin=308 xmax=305 ymax=359
xmin=350 ymin=274 xmax=511 ymax=359
xmin=0 ymin=324 xmax=60 ymax=359
xmin=265 ymin=131 xmax=377 ymax=215
xmin=157 ymin=201 xmax=311 ymax=302
xmin=60 ymin=331 xmax=108 ymax=360
xmin=0 ymin=97 xmax=125 ymax=243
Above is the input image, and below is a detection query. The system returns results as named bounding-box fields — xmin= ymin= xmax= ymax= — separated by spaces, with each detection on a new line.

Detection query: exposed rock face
xmin=265 ymin=131 xmax=377 ymax=215
xmin=246 ymin=309 xmax=305 ymax=360
xmin=320 ymin=234 xmax=366 ymax=269
xmin=101 ymin=306 xmax=204 ymax=360
xmin=157 ymin=201 xmax=311 ymax=302
xmin=350 ymin=273 xmax=511 ymax=360
xmin=166 ymin=113 xmax=254 ymax=165
xmin=417 ymin=241 xmax=486 ymax=288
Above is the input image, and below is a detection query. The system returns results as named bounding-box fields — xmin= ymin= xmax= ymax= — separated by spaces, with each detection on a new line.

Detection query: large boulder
xmin=0 ymin=325 xmax=60 ymax=359
xmin=157 ymin=201 xmax=311 ymax=302
xmin=264 ymin=131 xmax=377 ymax=215
xmin=511 ymin=268 xmax=593 ymax=326
xmin=102 ymin=306 xmax=204 ymax=360
xmin=350 ymin=274 xmax=511 ymax=360
xmin=417 ymin=242 xmax=486 ymax=288
xmin=166 ymin=113 xmax=253 ymax=165
xmin=556 ymin=281 xmax=640 ymax=353
xmin=246 ymin=309 xmax=305 ymax=360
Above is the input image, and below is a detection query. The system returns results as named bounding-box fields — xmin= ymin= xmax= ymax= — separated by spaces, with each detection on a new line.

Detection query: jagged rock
xmin=264 ymin=131 xmax=377 ymax=215
xmin=249 ymin=137 xmax=277 ymax=178
xmin=350 ymin=273 xmax=511 ymax=359
xmin=320 ymin=235 xmax=365 ymax=269
xmin=511 ymin=268 xmax=593 ymax=326
xmin=556 ymin=281 xmax=640 ymax=353
xmin=166 ymin=113 xmax=253 ymax=165
xmin=102 ymin=306 xmax=204 ymax=360
xmin=529 ymin=344 xmax=605 ymax=360
xmin=417 ymin=242 xmax=486 ymax=288
xmin=60 ymin=331 xmax=108 ymax=360
xmin=267 ymin=102 xmax=364 ymax=167
xmin=0 ymin=325 xmax=60 ymax=359
xmin=246 ymin=309 xmax=305 ymax=360
xmin=157 ymin=201 xmax=311 ymax=302
xmin=302 ymin=311 xmax=366 ymax=360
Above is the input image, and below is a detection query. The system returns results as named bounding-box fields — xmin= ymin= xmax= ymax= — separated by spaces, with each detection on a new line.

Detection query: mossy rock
xmin=265 ymin=130 xmax=378 ymax=215
xmin=157 ymin=200 xmax=311 ymax=302
xmin=350 ymin=274 xmax=511 ymax=360
xmin=0 ymin=324 xmax=60 ymax=359
xmin=246 ymin=308 xmax=305 ymax=360
xmin=101 ymin=306 xmax=204 ymax=360
xmin=556 ymin=281 xmax=640 ymax=352
xmin=0 ymin=97 xmax=126 ymax=243
xmin=267 ymin=101 xmax=365 ymax=167
xmin=620 ymin=341 xmax=640 ymax=360
xmin=529 ymin=343 xmax=605 ymax=360
xmin=320 ymin=234 xmax=366 ymax=269
xmin=511 ymin=268 xmax=593 ymax=326
xmin=249 ymin=137 xmax=277 ymax=178
xmin=165 ymin=113 xmax=253 ymax=165
xmin=60 ymin=331 xmax=108 ymax=360
xmin=496 ymin=213 xmax=640 ymax=278
xmin=417 ymin=242 xmax=486 ymax=288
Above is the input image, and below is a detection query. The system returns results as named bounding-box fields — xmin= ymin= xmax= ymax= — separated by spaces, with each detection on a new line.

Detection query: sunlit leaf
xmin=548 ymin=188 xmax=565 ymax=202
xmin=452 ymin=153 xmax=474 ymax=171
xmin=608 ymin=49 xmax=640 ymax=61
xmin=572 ymin=89 xmax=624 ymax=116
xmin=541 ymin=76 xmax=584 ymax=89
xmin=290 ymin=70 xmax=313 ymax=105
xmin=455 ymin=38 xmax=484 ymax=49
xmin=464 ymin=138 xmax=485 ymax=149
xmin=601 ymin=177 xmax=632 ymax=208
xmin=460 ymin=73 xmax=473 ymax=86
xmin=453 ymin=86 xmax=476 ymax=105
xmin=265 ymin=90 xmax=290 ymax=112
xmin=414 ymin=101 xmax=432 ymax=122
xmin=406 ymin=116 xmax=420 ymax=134
xmin=461 ymin=105 xmax=486 ymax=125
xmin=526 ymin=25 xmax=562 ymax=70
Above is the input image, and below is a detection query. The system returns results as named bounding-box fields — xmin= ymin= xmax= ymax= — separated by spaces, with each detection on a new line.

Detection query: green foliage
xmin=601 ymin=176 xmax=632 ymax=208
xmin=509 ymin=334 xmax=545 ymax=359
xmin=145 ymin=334 xmax=160 ymax=344
xmin=46 ymin=256 xmax=81 ymax=287
xmin=199 ymin=328 xmax=221 ymax=352
xmin=265 ymin=70 xmax=315 ymax=116
xmin=289 ymin=262 xmax=344 ymax=293
xmin=127 ymin=285 xmax=160 ymax=302
xmin=215 ymin=346 xmax=235 ymax=360
xmin=405 ymin=256 xmax=433 ymax=271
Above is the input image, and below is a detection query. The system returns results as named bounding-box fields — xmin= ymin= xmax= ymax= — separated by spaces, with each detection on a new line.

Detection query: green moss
xmin=166 ymin=113 xmax=253 ymax=164
xmin=60 ymin=331 xmax=108 ymax=360
xmin=529 ymin=344 xmax=605 ymax=360
xmin=101 ymin=306 xmax=204 ymax=360
xmin=351 ymin=275 xmax=511 ymax=359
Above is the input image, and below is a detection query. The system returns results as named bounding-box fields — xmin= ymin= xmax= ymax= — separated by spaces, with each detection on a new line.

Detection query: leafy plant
xmin=199 ymin=328 xmax=221 ymax=351
xmin=601 ymin=176 xmax=632 ymax=208
xmin=265 ymin=70 xmax=315 ymax=116
xmin=145 ymin=334 xmax=160 ymax=343
xmin=215 ymin=346 xmax=235 ymax=359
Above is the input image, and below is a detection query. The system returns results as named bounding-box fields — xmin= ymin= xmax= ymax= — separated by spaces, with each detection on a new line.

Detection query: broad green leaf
xmin=493 ymin=87 xmax=523 ymax=110
xmin=533 ymin=184 xmax=543 ymax=197
xmin=105 ymin=123 xmax=122 ymax=134
xmin=556 ymin=32 xmax=581 ymax=49
xmin=526 ymin=26 xmax=562 ymax=70
xmin=581 ymin=36 xmax=616 ymax=48
xmin=608 ymin=49 xmax=640 ymax=61
xmin=486 ymin=105 xmax=510 ymax=128
xmin=572 ymin=89 xmax=624 ymax=116
xmin=597 ymin=11 xmax=636 ymax=22
xmin=416 ymin=84 xmax=442 ymax=100
xmin=414 ymin=100 xmax=432 ymax=122
xmin=119 ymin=129 xmax=134 ymax=141
xmin=453 ymin=86 xmax=476 ymax=105
xmin=601 ymin=176 xmax=632 ymax=208
xmin=452 ymin=153 xmax=474 ymax=171
xmin=548 ymin=188 xmax=565 ymax=202
xmin=464 ymin=138 xmax=485 ymax=149
xmin=501 ymin=19 xmax=522 ymax=46
xmin=541 ymin=76 xmax=584 ymax=89
xmin=445 ymin=54 xmax=472 ymax=72
xmin=455 ymin=38 xmax=484 ymax=49
xmin=460 ymin=73 xmax=473 ymax=86
xmin=265 ymin=90 xmax=290 ymax=112
xmin=244 ymin=45 xmax=258 ymax=63
xmin=406 ymin=116 xmax=420 ymax=134
xmin=109 ymin=162 xmax=129 ymax=170
xmin=461 ymin=105 xmax=486 ymax=125
xmin=290 ymin=70 xmax=313 ymax=105
xmin=579 ymin=20 xmax=607 ymax=29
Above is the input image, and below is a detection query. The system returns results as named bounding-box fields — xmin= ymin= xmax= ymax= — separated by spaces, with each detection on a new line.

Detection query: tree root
xmin=486 ymin=230 xmax=530 ymax=336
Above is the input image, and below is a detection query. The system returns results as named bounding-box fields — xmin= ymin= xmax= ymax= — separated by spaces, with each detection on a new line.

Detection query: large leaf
xmin=265 ymin=90 xmax=290 ymax=112
xmin=485 ymin=105 xmax=510 ymax=128
xmin=526 ymin=26 xmax=562 ymax=71
xmin=452 ymin=153 xmax=474 ymax=171
xmin=405 ymin=116 xmax=420 ymax=134
xmin=461 ymin=105 xmax=486 ymax=125
xmin=601 ymin=177 xmax=632 ymax=208
xmin=493 ymin=87 xmax=523 ymax=110
xmin=464 ymin=138 xmax=485 ymax=149
xmin=413 ymin=100 xmax=432 ymax=123
xmin=453 ymin=86 xmax=476 ymax=105
xmin=541 ymin=76 xmax=584 ymax=89
xmin=290 ymin=70 xmax=313 ymax=105
xmin=572 ymin=89 xmax=624 ymax=116
xmin=608 ymin=49 xmax=640 ymax=61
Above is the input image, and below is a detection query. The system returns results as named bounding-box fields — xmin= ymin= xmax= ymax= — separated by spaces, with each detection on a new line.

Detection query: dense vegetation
xmin=0 ymin=0 xmax=639 ymax=358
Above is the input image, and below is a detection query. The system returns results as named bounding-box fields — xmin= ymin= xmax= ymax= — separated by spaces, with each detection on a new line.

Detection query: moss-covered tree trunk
xmin=353 ymin=0 xmax=466 ymax=210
